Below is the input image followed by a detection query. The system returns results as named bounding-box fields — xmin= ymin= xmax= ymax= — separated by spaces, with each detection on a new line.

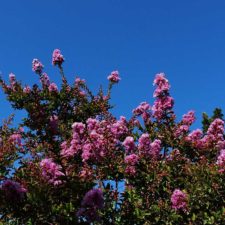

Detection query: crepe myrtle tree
xmin=0 ymin=50 xmax=224 ymax=225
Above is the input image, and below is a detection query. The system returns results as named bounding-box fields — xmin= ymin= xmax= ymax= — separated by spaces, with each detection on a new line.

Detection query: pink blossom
xmin=40 ymin=158 xmax=65 ymax=186
xmin=216 ymin=149 xmax=225 ymax=172
xmin=107 ymin=70 xmax=121 ymax=83
xmin=186 ymin=129 xmax=203 ymax=142
xmin=175 ymin=125 xmax=189 ymax=137
xmin=150 ymin=139 xmax=161 ymax=157
xmin=23 ymin=86 xmax=31 ymax=94
xmin=111 ymin=116 xmax=128 ymax=138
xmin=171 ymin=189 xmax=188 ymax=211
xmin=9 ymin=73 xmax=16 ymax=83
xmin=132 ymin=102 xmax=151 ymax=116
xmin=72 ymin=122 xmax=86 ymax=134
xmin=122 ymin=136 xmax=136 ymax=152
xmin=40 ymin=73 xmax=50 ymax=87
xmin=87 ymin=118 xmax=99 ymax=131
xmin=75 ymin=77 xmax=86 ymax=85
xmin=138 ymin=133 xmax=151 ymax=151
xmin=52 ymin=49 xmax=64 ymax=66
xmin=9 ymin=133 xmax=22 ymax=146
xmin=138 ymin=133 xmax=161 ymax=158
xmin=125 ymin=154 xmax=139 ymax=165
xmin=153 ymin=73 xmax=170 ymax=97
xmin=48 ymin=83 xmax=58 ymax=92
xmin=182 ymin=111 xmax=195 ymax=125
xmin=32 ymin=58 xmax=44 ymax=74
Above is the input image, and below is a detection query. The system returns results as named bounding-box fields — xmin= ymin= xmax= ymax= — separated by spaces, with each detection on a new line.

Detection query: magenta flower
xmin=107 ymin=70 xmax=121 ymax=83
xmin=52 ymin=49 xmax=64 ymax=66
xmin=171 ymin=189 xmax=188 ymax=212
xmin=32 ymin=58 xmax=44 ymax=74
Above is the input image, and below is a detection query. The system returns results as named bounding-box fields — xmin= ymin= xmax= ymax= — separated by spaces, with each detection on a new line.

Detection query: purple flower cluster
xmin=40 ymin=158 xmax=65 ymax=186
xmin=171 ymin=189 xmax=188 ymax=212
xmin=132 ymin=102 xmax=151 ymax=122
xmin=1 ymin=180 xmax=27 ymax=202
xmin=77 ymin=189 xmax=104 ymax=222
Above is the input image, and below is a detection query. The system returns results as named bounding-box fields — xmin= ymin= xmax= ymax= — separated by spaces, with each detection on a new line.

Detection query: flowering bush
xmin=0 ymin=50 xmax=224 ymax=224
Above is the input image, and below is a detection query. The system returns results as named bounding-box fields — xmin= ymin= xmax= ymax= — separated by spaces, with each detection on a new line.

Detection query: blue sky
xmin=1 ymin=0 xmax=225 ymax=129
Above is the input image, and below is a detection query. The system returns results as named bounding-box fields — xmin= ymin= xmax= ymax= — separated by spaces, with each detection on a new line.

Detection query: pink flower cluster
xmin=152 ymin=73 xmax=174 ymax=120
xmin=201 ymin=119 xmax=225 ymax=149
xmin=40 ymin=73 xmax=50 ymax=87
xmin=185 ymin=129 xmax=203 ymax=148
xmin=138 ymin=133 xmax=161 ymax=158
xmin=133 ymin=102 xmax=151 ymax=116
xmin=122 ymin=136 xmax=135 ymax=153
xmin=153 ymin=73 xmax=170 ymax=97
xmin=216 ymin=149 xmax=225 ymax=172
xmin=124 ymin=154 xmax=139 ymax=175
xmin=182 ymin=111 xmax=195 ymax=126
xmin=107 ymin=71 xmax=121 ymax=83
xmin=23 ymin=86 xmax=31 ymax=94
xmin=48 ymin=83 xmax=58 ymax=92
xmin=40 ymin=158 xmax=65 ymax=186
xmin=9 ymin=133 xmax=22 ymax=146
xmin=32 ymin=58 xmax=44 ymax=74
xmin=52 ymin=49 xmax=64 ymax=66
xmin=61 ymin=117 xmax=129 ymax=164
xmin=132 ymin=102 xmax=151 ymax=123
xmin=171 ymin=189 xmax=188 ymax=212
xmin=186 ymin=119 xmax=225 ymax=150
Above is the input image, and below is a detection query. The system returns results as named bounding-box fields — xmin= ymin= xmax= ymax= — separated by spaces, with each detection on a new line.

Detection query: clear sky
xmin=1 ymin=0 xmax=225 ymax=129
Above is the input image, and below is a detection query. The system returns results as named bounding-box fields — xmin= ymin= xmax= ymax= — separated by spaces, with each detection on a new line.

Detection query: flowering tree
xmin=0 ymin=50 xmax=224 ymax=225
